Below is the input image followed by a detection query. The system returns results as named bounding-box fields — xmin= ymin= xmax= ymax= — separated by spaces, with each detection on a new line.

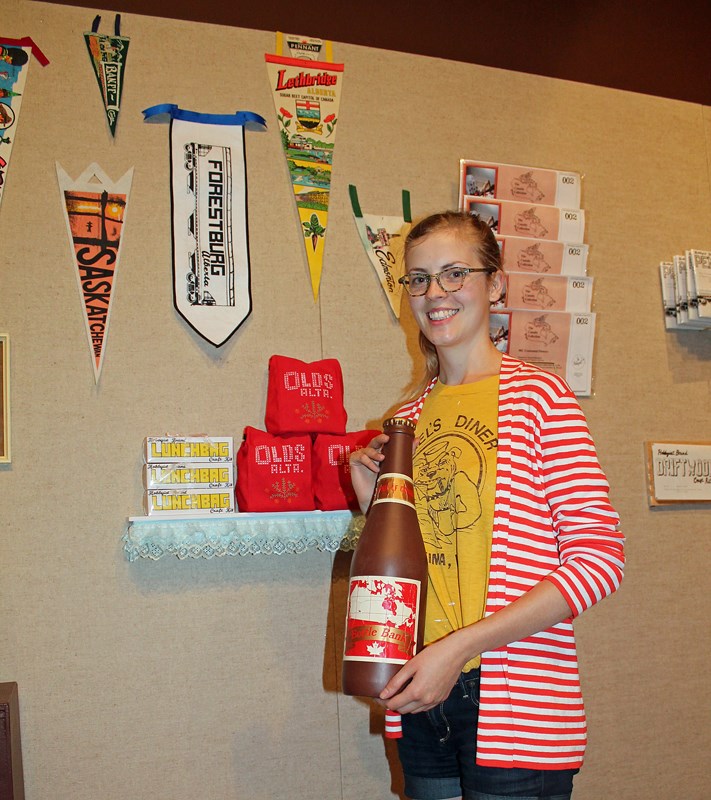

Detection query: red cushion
xmin=236 ymin=427 xmax=315 ymax=512
xmin=312 ymin=430 xmax=380 ymax=511
xmin=265 ymin=355 xmax=347 ymax=435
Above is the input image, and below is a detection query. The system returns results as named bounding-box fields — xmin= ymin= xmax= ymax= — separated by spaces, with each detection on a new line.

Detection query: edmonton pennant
xmin=350 ymin=185 xmax=412 ymax=320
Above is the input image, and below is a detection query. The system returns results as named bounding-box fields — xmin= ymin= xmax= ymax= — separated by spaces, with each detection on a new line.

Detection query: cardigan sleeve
xmin=537 ymin=386 xmax=625 ymax=617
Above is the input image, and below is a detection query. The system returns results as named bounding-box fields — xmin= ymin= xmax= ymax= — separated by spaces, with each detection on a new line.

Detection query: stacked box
xmin=144 ymin=436 xmax=234 ymax=463
xmin=144 ymin=489 xmax=235 ymax=515
xmin=143 ymin=463 xmax=234 ymax=489
xmin=142 ymin=436 xmax=235 ymax=516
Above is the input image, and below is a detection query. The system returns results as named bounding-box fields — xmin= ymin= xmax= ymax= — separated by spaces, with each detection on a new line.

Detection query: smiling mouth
xmin=427 ymin=309 xmax=459 ymax=321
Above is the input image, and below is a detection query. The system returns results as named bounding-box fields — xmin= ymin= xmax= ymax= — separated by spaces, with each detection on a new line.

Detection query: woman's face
xmin=405 ymin=228 xmax=502 ymax=354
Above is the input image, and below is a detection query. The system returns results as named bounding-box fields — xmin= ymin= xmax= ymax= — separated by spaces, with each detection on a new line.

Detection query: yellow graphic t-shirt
xmin=413 ymin=375 xmax=499 ymax=672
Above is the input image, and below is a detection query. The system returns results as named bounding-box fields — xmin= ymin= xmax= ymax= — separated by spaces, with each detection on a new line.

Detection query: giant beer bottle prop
xmin=342 ymin=418 xmax=428 ymax=697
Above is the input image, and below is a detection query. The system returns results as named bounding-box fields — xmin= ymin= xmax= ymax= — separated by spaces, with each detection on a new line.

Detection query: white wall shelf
xmin=123 ymin=510 xmax=364 ymax=561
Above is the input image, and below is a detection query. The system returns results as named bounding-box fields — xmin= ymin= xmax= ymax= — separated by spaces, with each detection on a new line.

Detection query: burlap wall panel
xmin=0 ymin=2 xmax=709 ymax=799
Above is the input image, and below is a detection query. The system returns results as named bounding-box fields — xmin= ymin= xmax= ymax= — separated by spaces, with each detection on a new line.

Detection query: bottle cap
xmin=382 ymin=417 xmax=416 ymax=433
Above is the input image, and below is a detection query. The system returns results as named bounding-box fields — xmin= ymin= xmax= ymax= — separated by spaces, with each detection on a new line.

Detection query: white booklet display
xmin=659 ymin=261 xmax=678 ymax=330
xmin=463 ymin=196 xmax=585 ymax=243
xmin=459 ymin=159 xmax=581 ymax=209
xmin=673 ymin=255 xmax=693 ymax=327
xmin=687 ymin=250 xmax=711 ymax=326
xmin=671 ymin=253 xmax=709 ymax=329
xmin=682 ymin=252 xmax=704 ymax=327
xmin=490 ymin=310 xmax=595 ymax=396
xmin=497 ymin=235 xmax=588 ymax=276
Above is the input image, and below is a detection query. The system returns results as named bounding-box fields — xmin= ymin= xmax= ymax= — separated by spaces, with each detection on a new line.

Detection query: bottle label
xmin=370 ymin=472 xmax=415 ymax=509
xmin=343 ymin=575 xmax=421 ymax=664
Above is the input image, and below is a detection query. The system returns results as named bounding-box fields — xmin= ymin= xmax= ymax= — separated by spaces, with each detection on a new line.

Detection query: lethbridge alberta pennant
xmin=265 ymin=34 xmax=343 ymax=301
xmin=143 ymin=104 xmax=266 ymax=346
xmin=0 ymin=37 xmax=48 ymax=212
xmin=57 ymin=163 xmax=133 ymax=383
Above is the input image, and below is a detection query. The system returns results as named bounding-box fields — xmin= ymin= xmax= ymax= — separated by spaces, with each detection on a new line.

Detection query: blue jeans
xmin=396 ymin=670 xmax=578 ymax=800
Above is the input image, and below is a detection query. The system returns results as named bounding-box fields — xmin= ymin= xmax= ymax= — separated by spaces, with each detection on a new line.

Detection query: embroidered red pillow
xmin=236 ymin=427 xmax=315 ymax=512
xmin=265 ymin=355 xmax=347 ymax=435
xmin=312 ymin=430 xmax=380 ymax=511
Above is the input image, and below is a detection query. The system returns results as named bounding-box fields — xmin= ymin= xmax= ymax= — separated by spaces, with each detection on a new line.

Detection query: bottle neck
xmin=379 ymin=429 xmax=414 ymax=478
xmin=371 ymin=429 xmax=415 ymax=509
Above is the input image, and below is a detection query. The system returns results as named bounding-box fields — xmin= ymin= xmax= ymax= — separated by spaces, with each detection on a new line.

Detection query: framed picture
xmin=645 ymin=441 xmax=711 ymax=505
xmin=0 ymin=333 xmax=9 ymax=463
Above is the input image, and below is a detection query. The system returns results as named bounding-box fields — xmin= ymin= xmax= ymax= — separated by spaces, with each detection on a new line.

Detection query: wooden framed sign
xmin=0 ymin=334 xmax=10 ymax=463
xmin=646 ymin=441 xmax=711 ymax=505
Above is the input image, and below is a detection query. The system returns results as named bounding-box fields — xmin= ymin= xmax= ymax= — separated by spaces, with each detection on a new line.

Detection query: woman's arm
xmin=378 ymin=578 xmax=571 ymax=714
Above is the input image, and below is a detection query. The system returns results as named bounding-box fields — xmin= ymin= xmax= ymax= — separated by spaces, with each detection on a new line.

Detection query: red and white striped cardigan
xmin=392 ymin=355 xmax=625 ymax=769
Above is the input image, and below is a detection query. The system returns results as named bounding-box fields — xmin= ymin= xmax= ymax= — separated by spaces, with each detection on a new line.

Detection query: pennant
xmin=84 ymin=15 xmax=130 ymax=137
xmin=0 ymin=37 xmax=48 ymax=211
xmin=57 ymin=163 xmax=133 ymax=383
xmin=143 ymin=104 xmax=266 ymax=347
xmin=266 ymin=34 xmax=344 ymax=301
xmin=350 ymin=186 xmax=411 ymax=320
xmin=275 ymin=31 xmax=333 ymax=62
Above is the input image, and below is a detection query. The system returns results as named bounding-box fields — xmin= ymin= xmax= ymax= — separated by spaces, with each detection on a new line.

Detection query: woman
xmin=350 ymin=211 xmax=625 ymax=800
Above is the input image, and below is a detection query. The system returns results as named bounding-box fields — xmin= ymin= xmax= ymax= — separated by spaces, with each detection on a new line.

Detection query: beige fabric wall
xmin=1 ymin=2 xmax=709 ymax=798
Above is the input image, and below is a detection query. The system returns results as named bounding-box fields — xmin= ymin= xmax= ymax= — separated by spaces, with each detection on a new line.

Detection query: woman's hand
xmin=349 ymin=433 xmax=389 ymax=514
xmin=377 ymin=631 xmax=473 ymax=714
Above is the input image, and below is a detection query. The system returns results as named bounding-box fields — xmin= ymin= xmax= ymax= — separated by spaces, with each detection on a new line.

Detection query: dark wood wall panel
xmin=37 ymin=0 xmax=711 ymax=105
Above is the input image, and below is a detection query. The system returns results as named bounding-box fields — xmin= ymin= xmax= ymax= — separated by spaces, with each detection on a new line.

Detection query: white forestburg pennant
xmin=349 ymin=185 xmax=412 ymax=320
xmin=143 ymin=104 xmax=267 ymax=347
xmin=57 ymin=162 xmax=133 ymax=384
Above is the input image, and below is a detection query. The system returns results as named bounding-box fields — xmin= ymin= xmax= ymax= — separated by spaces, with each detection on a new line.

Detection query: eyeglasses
xmin=398 ymin=266 xmax=492 ymax=297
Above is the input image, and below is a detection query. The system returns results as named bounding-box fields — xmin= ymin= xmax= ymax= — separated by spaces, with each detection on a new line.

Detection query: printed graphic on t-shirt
xmin=414 ymin=381 xmax=498 ymax=659
xmin=414 ymin=424 xmax=496 ymax=553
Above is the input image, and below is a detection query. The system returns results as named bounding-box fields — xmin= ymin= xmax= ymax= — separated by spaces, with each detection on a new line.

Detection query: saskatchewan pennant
xmin=350 ymin=185 xmax=412 ymax=320
xmin=265 ymin=34 xmax=344 ymax=301
xmin=84 ymin=14 xmax=130 ymax=137
xmin=143 ymin=104 xmax=266 ymax=347
xmin=0 ymin=37 xmax=49 ymax=212
xmin=57 ymin=163 xmax=133 ymax=383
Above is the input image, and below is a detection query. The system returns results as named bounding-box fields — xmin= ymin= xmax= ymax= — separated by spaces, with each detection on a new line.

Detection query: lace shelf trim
xmin=123 ymin=510 xmax=365 ymax=561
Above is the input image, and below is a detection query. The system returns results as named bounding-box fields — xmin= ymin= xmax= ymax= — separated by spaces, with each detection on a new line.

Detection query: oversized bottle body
xmin=342 ymin=417 xmax=428 ymax=698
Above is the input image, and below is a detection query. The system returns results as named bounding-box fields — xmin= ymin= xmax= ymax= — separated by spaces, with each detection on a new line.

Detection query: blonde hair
xmin=405 ymin=211 xmax=504 ymax=391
